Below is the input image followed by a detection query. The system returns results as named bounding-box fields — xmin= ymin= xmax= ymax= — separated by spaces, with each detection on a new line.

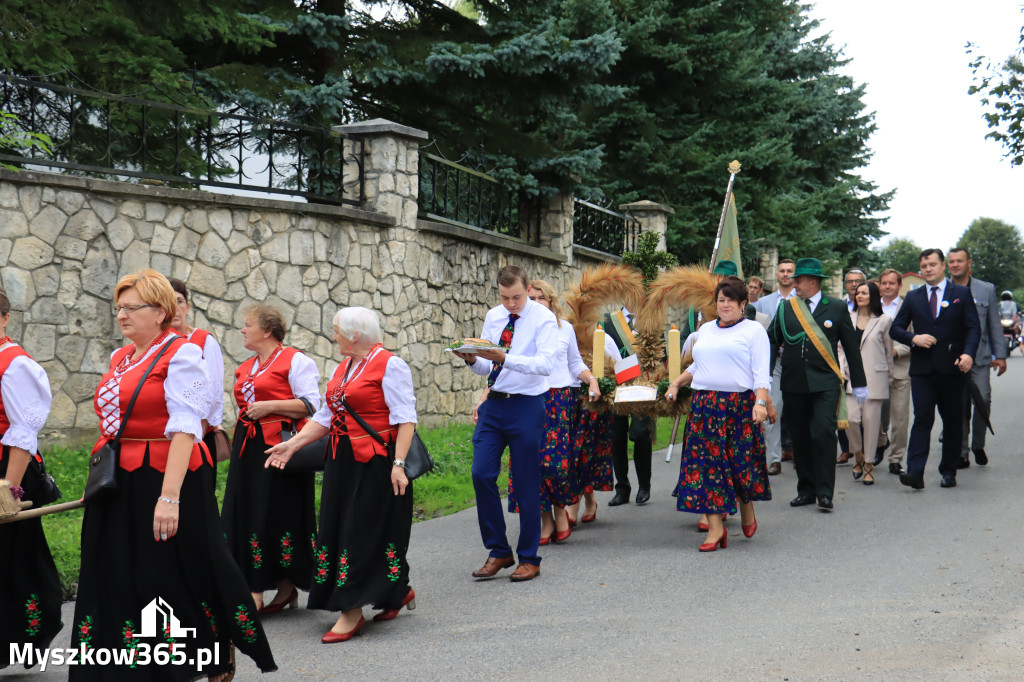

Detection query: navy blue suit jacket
xmin=890 ymin=280 xmax=981 ymax=376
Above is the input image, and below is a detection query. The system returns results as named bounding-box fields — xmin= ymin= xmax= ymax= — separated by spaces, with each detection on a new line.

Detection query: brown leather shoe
xmin=471 ymin=556 xmax=515 ymax=578
xmin=836 ymin=451 xmax=852 ymax=465
xmin=767 ymin=462 xmax=782 ymax=476
xmin=781 ymin=450 xmax=794 ymax=462
xmin=509 ymin=563 xmax=540 ymax=582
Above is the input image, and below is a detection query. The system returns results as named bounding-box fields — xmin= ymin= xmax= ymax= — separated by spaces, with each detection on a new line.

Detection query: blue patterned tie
xmin=486 ymin=313 xmax=519 ymax=388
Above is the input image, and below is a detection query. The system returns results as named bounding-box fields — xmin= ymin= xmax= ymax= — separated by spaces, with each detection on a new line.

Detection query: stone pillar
xmin=618 ymin=200 xmax=674 ymax=252
xmin=759 ymin=246 xmax=779 ymax=291
xmin=332 ymin=118 xmax=428 ymax=228
xmin=537 ymin=191 xmax=574 ymax=261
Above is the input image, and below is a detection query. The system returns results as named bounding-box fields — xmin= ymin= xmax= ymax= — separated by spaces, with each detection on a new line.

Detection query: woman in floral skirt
xmin=507 ymin=280 xmax=601 ymax=544
xmin=666 ymin=276 xmax=773 ymax=552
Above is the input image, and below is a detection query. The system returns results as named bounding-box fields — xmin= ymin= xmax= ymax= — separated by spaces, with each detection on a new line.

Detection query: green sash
xmin=785 ymin=298 xmax=849 ymax=430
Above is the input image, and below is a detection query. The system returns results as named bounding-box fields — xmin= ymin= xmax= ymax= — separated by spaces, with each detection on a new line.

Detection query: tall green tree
xmin=968 ymin=26 xmax=1024 ymax=165
xmin=873 ymin=237 xmax=922 ymax=276
xmin=957 ymin=217 xmax=1024 ymax=290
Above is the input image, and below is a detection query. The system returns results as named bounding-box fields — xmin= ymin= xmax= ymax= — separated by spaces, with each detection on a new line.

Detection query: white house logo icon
xmin=132 ymin=597 xmax=196 ymax=639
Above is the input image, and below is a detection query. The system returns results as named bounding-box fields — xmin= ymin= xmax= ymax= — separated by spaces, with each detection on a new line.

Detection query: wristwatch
xmin=393 ymin=459 xmax=407 ymax=469
xmin=755 ymin=399 xmax=767 ymax=407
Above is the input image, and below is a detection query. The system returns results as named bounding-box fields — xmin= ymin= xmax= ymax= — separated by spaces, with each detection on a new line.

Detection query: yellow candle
xmin=668 ymin=323 xmax=681 ymax=380
xmin=593 ymin=324 xmax=606 ymax=378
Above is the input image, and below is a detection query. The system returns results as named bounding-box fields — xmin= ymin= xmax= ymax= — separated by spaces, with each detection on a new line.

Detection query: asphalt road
xmin=6 ymin=356 xmax=1024 ymax=680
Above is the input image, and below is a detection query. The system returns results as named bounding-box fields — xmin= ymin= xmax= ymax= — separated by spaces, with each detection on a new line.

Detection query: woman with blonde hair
xmin=71 ymin=270 xmax=275 ymax=681
xmin=506 ymin=280 xmax=600 ymax=544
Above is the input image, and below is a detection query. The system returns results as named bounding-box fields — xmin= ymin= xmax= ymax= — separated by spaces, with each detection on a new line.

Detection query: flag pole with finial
xmin=666 ymin=159 xmax=742 ymax=464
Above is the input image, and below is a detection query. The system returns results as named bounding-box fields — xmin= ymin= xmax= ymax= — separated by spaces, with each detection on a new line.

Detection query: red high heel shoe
xmin=742 ymin=519 xmax=758 ymax=538
xmin=553 ymin=526 xmax=571 ymax=543
xmin=566 ymin=511 xmax=578 ymax=528
xmin=321 ymin=616 xmax=365 ymax=643
xmin=373 ymin=588 xmax=416 ymax=622
xmin=699 ymin=527 xmax=728 ymax=552
xmin=581 ymin=504 xmax=598 ymax=523
xmin=539 ymin=534 xmax=552 ymax=546
xmin=697 ymin=513 xmax=728 ymax=533
xmin=259 ymin=587 xmax=298 ymax=614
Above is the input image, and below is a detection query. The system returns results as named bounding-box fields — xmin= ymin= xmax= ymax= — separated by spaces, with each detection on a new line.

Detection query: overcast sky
xmin=807 ymin=0 xmax=1024 ymax=252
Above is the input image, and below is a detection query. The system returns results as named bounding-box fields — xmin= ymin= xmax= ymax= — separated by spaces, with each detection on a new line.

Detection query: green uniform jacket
xmin=767 ymin=295 xmax=866 ymax=394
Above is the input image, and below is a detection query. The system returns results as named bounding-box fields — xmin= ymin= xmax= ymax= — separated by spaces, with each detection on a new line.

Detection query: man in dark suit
xmin=890 ymin=248 xmax=981 ymax=490
xmin=768 ymin=258 xmax=867 ymax=511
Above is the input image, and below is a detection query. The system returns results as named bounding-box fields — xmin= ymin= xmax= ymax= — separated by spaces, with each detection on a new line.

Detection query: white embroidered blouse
xmin=0 ymin=342 xmax=52 ymax=454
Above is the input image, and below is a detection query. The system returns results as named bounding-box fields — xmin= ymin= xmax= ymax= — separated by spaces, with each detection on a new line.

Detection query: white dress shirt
xmin=468 ymin=299 xmax=558 ymax=396
xmin=0 ymin=344 xmax=52 ymax=454
xmin=881 ymin=295 xmax=902 ymax=319
xmin=804 ymin=290 xmax=823 ymax=314
xmin=313 ymin=353 xmax=418 ymax=427
xmin=549 ymin=321 xmax=589 ymax=389
xmin=925 ymin=280 xmax=947 ymax=312
xmin=756 ymin=288 xmax=796 ymax=321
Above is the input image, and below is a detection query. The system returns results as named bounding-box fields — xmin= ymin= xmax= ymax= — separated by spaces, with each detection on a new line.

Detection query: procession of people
xmin=0 ymin=243 xmax=1011 ymax=675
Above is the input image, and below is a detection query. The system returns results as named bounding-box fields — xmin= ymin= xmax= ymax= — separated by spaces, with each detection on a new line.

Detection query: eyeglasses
xmin=113 ymin=304 xmax=153 ymax=315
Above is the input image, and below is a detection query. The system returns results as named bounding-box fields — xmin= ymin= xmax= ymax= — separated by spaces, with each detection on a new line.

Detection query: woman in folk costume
xmin=507 ymin=280 xmax=601 ymax=543
xmin=221 ymin=304 xmax=320 ymax=614
xmin=266 ymin=306 xmax=418 ymax=643
xmin=71 ymin=270 xmax=275 ymax=681
xmin=168 ymin=278 xmax=227 ymax=458
xmin=0 ymin=289 xmax=62 ymax=670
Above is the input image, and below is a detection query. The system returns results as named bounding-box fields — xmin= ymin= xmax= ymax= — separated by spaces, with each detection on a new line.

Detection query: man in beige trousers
xmin=879 ymin=269 xmax=911 ymax=474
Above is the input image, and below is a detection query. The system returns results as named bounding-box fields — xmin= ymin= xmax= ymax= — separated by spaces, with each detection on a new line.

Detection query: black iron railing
xmin=418 ymin=152 xmax=539 ymax=244
xmin=573 ymin=199 xmax=640 ymax=256
xmin=0 ymin=75 xmax=364 ymax=205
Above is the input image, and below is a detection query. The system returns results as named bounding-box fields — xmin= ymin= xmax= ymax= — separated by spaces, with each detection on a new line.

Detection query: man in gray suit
xmin=948 ymin=247 xmax=1008 ymax=467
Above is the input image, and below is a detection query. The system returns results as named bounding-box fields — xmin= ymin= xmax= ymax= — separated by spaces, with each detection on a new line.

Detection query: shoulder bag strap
xmin=113 ymin=337 xmax=178 ymax=442
xmin=341 ymin=397 xmax=387 ymax=446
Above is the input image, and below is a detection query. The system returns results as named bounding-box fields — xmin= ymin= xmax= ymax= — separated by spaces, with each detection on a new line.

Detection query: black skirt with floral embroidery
xmin=221 ymin=422 xmax=316 ymax=593
xmin=69 ymin=446 xmax=277 ymax=681
xmin=0 ymin=451 xmax=63 ymax=670
xmin=307 ymin=436 xmax=413 ymax=614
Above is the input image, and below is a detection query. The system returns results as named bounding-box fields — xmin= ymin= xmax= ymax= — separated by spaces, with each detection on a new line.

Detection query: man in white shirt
xmin=878 ymin=268 xmax=911 ymax=473
xmin=756 ymin=259 xmax=796 ymax=475
xmin=455 ymin=265 xmax=557 ymax=582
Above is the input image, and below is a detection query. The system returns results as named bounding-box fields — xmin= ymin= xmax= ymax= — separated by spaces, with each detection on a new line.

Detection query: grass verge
xmin=37 ymin=415 xmax=679 ymax=596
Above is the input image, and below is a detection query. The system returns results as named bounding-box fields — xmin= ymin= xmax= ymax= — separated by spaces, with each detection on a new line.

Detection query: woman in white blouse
xmin=266 ymin=307 xmax=418 ymax=643
xmin=666 ymin=277 xmax=773 ymax=552
xmin=71 ymin=270 xmax=275 ymax=681
xmin=0 ymin=289 xmax=62 ymax=669
xmin=221 ymin=304 xmax=321 ymax=615
xmin=168 ymin=278 xmax=227 ymax=454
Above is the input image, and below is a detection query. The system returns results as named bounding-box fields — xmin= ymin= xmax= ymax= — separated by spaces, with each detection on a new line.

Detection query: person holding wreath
xmin=265 ymin=306 xmax=418 ymax=643
xmin=71 ymin=270 xmax=276 ymax=681
xmin=0 ymin=289 xmax=62 ymax=670
xmin=221 ymin=304 xmax=321 ymax=614
xmin=666 ymin=276 xmax=773 ymax=551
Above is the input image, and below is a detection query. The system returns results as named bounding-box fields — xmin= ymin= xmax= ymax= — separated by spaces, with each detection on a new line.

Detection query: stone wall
xmin=1 ymin=121 xmax=670 ymax=444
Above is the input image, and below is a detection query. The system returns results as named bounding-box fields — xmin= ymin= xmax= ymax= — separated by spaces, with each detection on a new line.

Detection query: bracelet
xmin=755 ymin=399 xmax=767 ymax=407
xmin=157 ymin=496 xmax=180 ymax=505
xmin=9 ymin=485 xmax=24 ymax=500
xmin=393 ymin=459 xmax=407 ymax=469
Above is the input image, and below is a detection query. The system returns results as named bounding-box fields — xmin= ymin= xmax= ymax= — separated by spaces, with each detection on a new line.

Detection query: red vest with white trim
xmin=92 ymin=336 xmax=212 ymax=472
xmin=326 ymin=347 xmax=395 ymax=463
xmin=233 ymin=346 xmax=306 ymax=447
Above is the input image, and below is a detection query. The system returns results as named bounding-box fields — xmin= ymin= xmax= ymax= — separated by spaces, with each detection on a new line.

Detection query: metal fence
xmin=0 ymin=75 xmax=364 ymax=205
xmin=418 ymin=152 xmax=539 ymax=244
xmin=572 ymin=199 xmax=641 ymax=256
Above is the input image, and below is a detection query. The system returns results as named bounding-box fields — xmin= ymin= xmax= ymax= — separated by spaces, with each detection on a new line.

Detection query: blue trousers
xmin=908 ymin=372 xmax=965 ymax=478
xmin=472 ymin=394 xmax=546 ymax=566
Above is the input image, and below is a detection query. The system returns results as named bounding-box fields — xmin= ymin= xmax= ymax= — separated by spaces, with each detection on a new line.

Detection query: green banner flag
xmin=717 ymin=194 xmax=743 ymax=278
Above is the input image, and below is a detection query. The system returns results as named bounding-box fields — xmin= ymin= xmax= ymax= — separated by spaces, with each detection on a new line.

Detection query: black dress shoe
xmin=789 ymin=495 xmax=816 ymax=507
xmin=888 ymin=462 xmax=903 ymax=475
xmin=635 ymin=489 xmax=650 ymax=505
xmin=608 ymin=491 xmax=630 ymax=507
xmin=899 ymin=472 xmax=925 ymax=489
xmin=973 ymin=448 xmax=988 ymax=466
xmin=873 ymin=447 xmax=886 ymax=466
xmin=817 ymin=496 xmax=833 ymax=511
xmin=940 ymin=475 xmax=957 ymax=488
xmin=955 ymin=458 xmax=970 ymax=469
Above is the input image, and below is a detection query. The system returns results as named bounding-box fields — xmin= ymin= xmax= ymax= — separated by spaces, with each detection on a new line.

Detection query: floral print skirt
xmin=508 ymin=386 xmax=579 ymax=513
xmin=222 ymin=422 xmax=316 ymax=592
xmin=675 ymin=390 xmax=772 ymax=515
xmin=307 ymin=436 xmax=413 ymax=613
xmin=574 ymin=402 xmax=614 ymax=493
xmin=70 ymin=446 xmax=276 ymax=680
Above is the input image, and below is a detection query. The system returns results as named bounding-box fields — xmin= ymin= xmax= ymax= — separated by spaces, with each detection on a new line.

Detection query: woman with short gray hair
xmin=266 ymin=306 xmax=418 ymax=642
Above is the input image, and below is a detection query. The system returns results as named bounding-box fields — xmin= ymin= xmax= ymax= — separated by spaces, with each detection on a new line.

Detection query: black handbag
xmin=31 ymin=456 xmax=62 ymax=506
xmin=278 ymin=395 xmax=329 ymax=473
xmin=83 ymin=337 xmax=177 ymax=503
xmin=342 ymin=398 xmax=434 ymax=480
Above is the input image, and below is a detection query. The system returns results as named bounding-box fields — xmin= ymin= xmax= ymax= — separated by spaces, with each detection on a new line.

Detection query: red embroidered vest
xmin=326 ymin=347 xmax=395 ymax=463
xmin=92 ymin=336 xmax=212 ymax=472
xmin=0 ymin=345 xmax=30 ymax=437
xmin=233 ymin=346 xmax=306 ymax=448
xmin=188 ymin=328 xmax=211 ymax=357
